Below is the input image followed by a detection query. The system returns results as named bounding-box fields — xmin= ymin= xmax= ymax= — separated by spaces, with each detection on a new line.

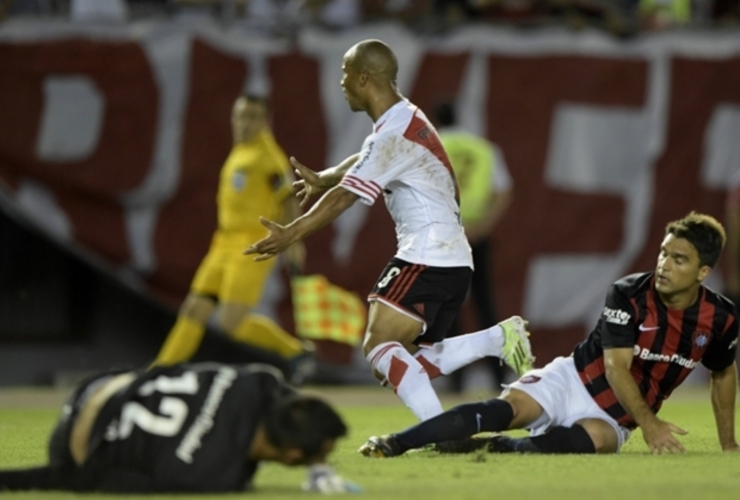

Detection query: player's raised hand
xmin=243 ymin=217 xmax=292 ymax=261
xmin=641 ymin=418 xmax=687 ymax=454
xmin=291 ymin=156 xmax=326 ymax=207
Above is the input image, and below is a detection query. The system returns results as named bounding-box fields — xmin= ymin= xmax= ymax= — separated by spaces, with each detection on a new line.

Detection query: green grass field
xmin=0 ymin=386 xmax=738 ymax=499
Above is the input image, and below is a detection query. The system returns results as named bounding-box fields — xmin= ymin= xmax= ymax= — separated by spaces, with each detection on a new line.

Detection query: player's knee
xmin=180 ymin=295 xmax=215 ymax=321
xmin=217 ymin=305 xmax=252 ymax=333
xmin=575 ymin=419 xmax=619 ymax=453
xmin=499 ymin=389 xmax=543 ymax=428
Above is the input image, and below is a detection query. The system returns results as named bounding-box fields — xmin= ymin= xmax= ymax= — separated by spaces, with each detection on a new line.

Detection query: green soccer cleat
xmin=499 ymin=316 xmax=535 ymax=376
xmin=358 ymin=435 xmax=403 ymax=458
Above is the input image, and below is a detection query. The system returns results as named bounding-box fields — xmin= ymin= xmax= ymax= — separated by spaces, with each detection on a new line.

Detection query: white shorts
xmin=503 ymin=356 xmax=632 ymax=451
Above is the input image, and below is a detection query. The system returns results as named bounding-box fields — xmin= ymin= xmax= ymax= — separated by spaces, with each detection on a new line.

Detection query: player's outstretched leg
xmin=413 ymin=315 xmax=535 ymax=380
xmin=359 ymin=399 xmax=515 ymax=458
xmin=487 ymin=426 xmax=596 ymax=454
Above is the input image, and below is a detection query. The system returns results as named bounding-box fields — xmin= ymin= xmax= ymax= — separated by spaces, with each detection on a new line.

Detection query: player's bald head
xmin=344 ymin=39 xmax=398 ymax=82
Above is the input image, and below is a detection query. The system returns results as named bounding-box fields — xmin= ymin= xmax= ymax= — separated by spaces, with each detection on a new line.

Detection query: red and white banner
xmin=1 ymin=21 xmax=739 ymax=364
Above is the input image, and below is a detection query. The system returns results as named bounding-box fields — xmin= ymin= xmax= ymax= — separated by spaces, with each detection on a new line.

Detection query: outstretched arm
xmin=292 ymin=154 xmax=360 ymax=207
xmin=320 ymin=153 xmax=360 ymax=185
xmin=245 ymin=186 xmax=358 ymax=261
xmin=604 ymin=347 xmax=687 ymax=454
xmin=710 ymin=361 xmax=739 ymax=451
xmin=279 ymin=195 xmax=306 ymax=273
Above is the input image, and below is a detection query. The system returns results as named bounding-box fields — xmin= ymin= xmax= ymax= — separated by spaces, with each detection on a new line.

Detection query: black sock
xmin=394 ymin=399 xmax=514 ymax=452
xmin=511 ymin=425 xmax=596 ymax=454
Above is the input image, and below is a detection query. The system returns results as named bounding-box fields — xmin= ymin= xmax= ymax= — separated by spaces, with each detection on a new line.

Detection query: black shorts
xmin=369 ymin=258 xmax=472 ymax=344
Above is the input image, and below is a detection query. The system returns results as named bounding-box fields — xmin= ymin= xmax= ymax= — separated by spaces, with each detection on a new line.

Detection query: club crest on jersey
xmin=602 ymin=306 xmax=630 ymax=326
xmin=518 ymin=375 xmax=541 ymax=384
xmin=232 ymin=170 xmax=247 ymax=191
xmin=694 ymin=332 xmax=710 ymax=349
xmin=416 ymin=126 xmax=430 ymax=140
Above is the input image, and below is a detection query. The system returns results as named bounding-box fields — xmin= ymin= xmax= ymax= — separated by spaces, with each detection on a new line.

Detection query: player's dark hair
xmin=264 ymin=395 xmax=347 ymax=459
xmin=240 ymin=93 xmax=271 ymax=113
xmin=665 ymin=211 xmax=727 ymax=268
xmin=434 ymin=101 xmax=456 ymax=127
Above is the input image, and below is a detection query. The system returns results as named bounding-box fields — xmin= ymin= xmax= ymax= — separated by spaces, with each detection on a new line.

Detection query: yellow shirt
xmin=439 ymin=131 xmax=496 ymax=226
xmin=217 ymin=129 xmax=293 ymax=234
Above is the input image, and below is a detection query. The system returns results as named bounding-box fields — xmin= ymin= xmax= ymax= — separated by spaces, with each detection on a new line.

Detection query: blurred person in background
xmin=0 ymin=362 xmax=357 ymax=493
xmin=360 ymin=212 xmax=738 ymax=456
xmin=433 ymin=100 xmax=513 ymax=393
xmin=246 ymin=39 xmax=534 ymax=422
xmin=153 ymin=94 xmax=314 ymax=382
xmin=639 ymin=0 xmax=691 ymax=29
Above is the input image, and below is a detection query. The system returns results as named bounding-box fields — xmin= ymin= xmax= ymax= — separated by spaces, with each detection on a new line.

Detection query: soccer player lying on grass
xmin=360 ymin=212 xmax=739 ymax=456
xmin=0 ymin=362 xmax=359 ymax=493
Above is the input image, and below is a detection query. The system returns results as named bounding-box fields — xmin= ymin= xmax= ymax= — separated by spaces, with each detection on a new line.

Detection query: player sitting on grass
xmin=0 ymin=362 xmax=359 ymax=493
xmin=360 ymin=212 xmax=739 ymax=456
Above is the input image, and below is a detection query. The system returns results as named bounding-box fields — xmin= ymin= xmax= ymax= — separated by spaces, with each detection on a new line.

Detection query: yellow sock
xmin=232 ymin=314 xmax=304 ymax=359
xmin=153 ymin=316 xmax=206 ymax=366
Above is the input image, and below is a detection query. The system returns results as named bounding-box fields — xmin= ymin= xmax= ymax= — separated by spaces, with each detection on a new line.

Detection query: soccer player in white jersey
xmin=245 ymin=39 xmax=534 ymax=421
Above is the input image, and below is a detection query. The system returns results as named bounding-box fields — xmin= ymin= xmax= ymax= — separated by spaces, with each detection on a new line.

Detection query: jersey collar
xmin=374 ymin=99 xmax=408 ymax=133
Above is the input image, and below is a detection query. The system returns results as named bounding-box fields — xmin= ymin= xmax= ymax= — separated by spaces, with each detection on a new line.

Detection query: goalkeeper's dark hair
xmin=264 ymin=395 xmax=347 ymax=459
xmin=665 ymin=211 xmax=726 ymax=268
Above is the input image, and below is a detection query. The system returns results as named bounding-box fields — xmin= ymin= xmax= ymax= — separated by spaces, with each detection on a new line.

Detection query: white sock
xmin=367 ymin=341 xmax=443 ymax=421
xmin=414 ymin=325 xmax=504 ymax=377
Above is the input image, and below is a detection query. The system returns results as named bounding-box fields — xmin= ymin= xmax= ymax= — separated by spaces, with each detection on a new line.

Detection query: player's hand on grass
xmin=292 ymin=157 xmax=328 ymax=207
xmin=244 ymin=217 xmax=292 ymax=261
xmin=641 ymin=418 xmax=687 ymax=454
xmin=302 ymin=464 xmax=363 ymax=494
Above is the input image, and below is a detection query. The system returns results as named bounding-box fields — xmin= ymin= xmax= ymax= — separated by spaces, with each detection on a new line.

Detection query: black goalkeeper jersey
xmin=79 ymin=363 xmax=292 ymax=493
xmin=573 ymin=272 xmax=738 ymax=429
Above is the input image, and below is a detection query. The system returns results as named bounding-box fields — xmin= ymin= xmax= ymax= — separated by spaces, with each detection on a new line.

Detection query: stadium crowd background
xmin=0 ymin=0 xmax=739 ymax=390
xmin=2 ymin=0 xmax=739 ymax=36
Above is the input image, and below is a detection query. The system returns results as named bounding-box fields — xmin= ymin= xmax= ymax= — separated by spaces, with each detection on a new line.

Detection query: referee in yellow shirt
xmin=154 ymin=94 xmax=311 ymax=374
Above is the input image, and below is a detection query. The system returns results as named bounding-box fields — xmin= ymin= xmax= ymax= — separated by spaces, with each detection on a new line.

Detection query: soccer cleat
xmin=434 ymin=436 xmax=490 ymax=454
xmin=486 ymin=434 xmax=519 ymax=453
xmin=358 ymin=435 xmax=403 ymax=458
xmin=499 ymin=316 xmax=535 ymax=376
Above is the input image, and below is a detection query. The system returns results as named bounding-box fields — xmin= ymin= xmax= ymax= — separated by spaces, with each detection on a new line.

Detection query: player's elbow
xmin=603 ymin=354 xmax=631 ymax=388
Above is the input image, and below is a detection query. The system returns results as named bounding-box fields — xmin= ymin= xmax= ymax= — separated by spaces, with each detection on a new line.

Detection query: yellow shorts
xmin=190 ymin=230 xmax=277 ymax=306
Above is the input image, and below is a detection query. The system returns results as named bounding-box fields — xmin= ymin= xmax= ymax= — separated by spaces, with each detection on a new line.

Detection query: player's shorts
xmin=368 ymin=257 xmax=472 ymax=344
xmin=503 ymin=356 xmax=632 ymax=451
xmin=190 ymin=230 xmax=277 ymax=305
